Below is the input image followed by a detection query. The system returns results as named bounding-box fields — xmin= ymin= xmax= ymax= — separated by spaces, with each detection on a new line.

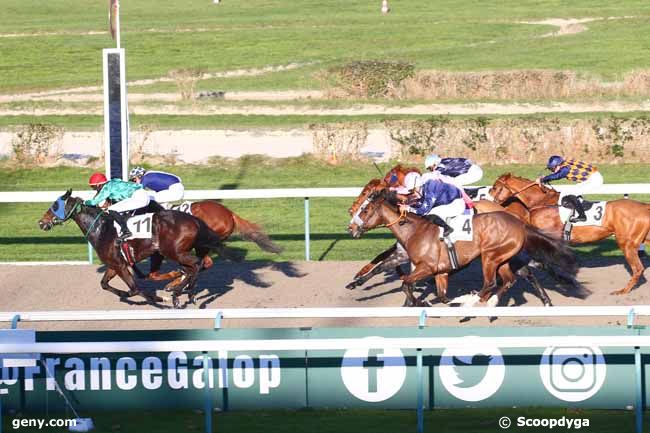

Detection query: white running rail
xmin=0 ymin=305 xmax=646 ymax=322
xmin=0 ymin=184 xmax=648 ymax=203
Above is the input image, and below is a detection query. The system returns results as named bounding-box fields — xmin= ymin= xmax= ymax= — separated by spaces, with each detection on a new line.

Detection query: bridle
xmin=350 ymin=194 xmax=407 ymax=231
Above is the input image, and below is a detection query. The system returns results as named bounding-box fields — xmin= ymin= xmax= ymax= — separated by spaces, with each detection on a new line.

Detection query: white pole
xmin=115 ymin=0 xmax=121 ymax=49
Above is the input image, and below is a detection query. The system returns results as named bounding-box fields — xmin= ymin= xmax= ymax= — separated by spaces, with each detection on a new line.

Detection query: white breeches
xmin=558 ymin=172 xmax=604 ymax=201
xmin=426 ymin=198 xmax=466 ymax=221
xmin=149 ymin=183 xmax=185 ymax=204
xmin=108 ymin=189 xmax=150 ymax=213
xmin=451 ymin=165 xmax=483 ymax=186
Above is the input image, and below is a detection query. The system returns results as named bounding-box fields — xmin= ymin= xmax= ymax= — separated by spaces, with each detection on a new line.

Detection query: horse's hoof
xmin=172 ymin=297 xmax=181 ymax=309
xmin=544 ymin=302 xmax=553 ymax=307
xmin=345 ymin=281 xmax=358 ymax=290
xmin=610 ymin=289 xmax=628 ymax=296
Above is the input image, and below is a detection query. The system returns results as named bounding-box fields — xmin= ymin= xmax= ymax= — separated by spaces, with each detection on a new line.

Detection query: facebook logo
xmin=341 ymin=337 xmax=407 ymax=402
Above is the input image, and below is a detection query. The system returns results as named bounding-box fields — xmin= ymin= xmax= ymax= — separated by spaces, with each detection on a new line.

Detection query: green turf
xmin=3 ymin=112 xmax=650 ymax=131
xmin=1 ymin=408 xmax=646 ymax=433
xmin=0 ymin=159 xmax=647 ymax=262
xmin=2 ymin=1 xmax=650 ymax=92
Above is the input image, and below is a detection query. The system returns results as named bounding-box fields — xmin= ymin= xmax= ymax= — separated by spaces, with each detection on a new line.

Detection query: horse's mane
xmin=499 ymin=172 xmax=533 ymax=183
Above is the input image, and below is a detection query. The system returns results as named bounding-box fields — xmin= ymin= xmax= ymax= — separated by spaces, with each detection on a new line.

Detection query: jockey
xmin=424 ymin=154 xmax=484 ymax=186
xmin=86 ymin=172 xmax=150 ymax=241
xmin=536 ymin=155 xmax=604 ymax=223
xmin=129 ymin=166 xmax=184 ymax=209
xmin=394 ymin=172 xmax=466 ymax=238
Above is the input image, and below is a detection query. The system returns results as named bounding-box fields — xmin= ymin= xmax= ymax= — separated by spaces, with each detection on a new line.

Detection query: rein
xmin=385 ymin=209 xmax=407 ymax=227
xmin=496 ymin=179 xmax=537 ymax=203
xmin=83 ymin=210 xmax=104 ymax=241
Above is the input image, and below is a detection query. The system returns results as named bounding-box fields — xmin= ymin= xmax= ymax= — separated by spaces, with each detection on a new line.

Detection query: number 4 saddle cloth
xmin=446 ymin=213 xmax=474 ymax=243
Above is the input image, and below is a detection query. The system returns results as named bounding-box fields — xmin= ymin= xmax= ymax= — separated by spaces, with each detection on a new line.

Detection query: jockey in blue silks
xmin=394 ymin=172 xmax=466 ymax=238
xmin=129 ymin=167 xmax=184 ymax=209
xmin=424 ymin=154 xmax=484 ymax=186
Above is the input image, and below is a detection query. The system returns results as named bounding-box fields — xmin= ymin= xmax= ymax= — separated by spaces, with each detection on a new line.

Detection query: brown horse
xmin=347 ymin=177 xmax=543 ymax=302
xmin=348 ymin=191 xmax=578 ymax=307
xmin=38 ymin=190 xmax=227 ymax=308
xmin=148 ymin=200 xmax=282 ymax=280
xmin=490 ymin=173 xmax=650 ymax=294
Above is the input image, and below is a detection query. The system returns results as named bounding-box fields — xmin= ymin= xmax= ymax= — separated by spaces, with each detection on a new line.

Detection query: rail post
xmin=87 ymin=242 xmax=93 ymax=264
xmin=304 ymin=197 xmax=310 ymax=261
xmin=635 ymin=346 xmax=643 ymax=433
xmin=416 ymin=348 xmax=424 ymax=433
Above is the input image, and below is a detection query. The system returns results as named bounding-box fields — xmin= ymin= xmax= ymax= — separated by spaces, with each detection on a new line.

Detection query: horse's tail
xmin=232 ymin=213 xmax=283 ymax=254
xmin=522 ymin=225 xmax=578 ymax=279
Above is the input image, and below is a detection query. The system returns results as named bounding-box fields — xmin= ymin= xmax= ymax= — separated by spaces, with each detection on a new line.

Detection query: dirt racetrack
xmin=1 ymin=257 xmax=649 ymax=331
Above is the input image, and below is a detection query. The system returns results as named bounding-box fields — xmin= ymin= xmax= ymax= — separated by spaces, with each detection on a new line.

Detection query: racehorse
xmin=38 ymin=190 xmax=226 ymax=308
xmin=348 ymin=191 xmax=577 ymax=307
xmin=346 ymin=177 xmax=555 ymax=305
xmin=490 ymin=173 xmax=650 ymax=295
xmin=147 ymin=200 xmax=282 ymax=281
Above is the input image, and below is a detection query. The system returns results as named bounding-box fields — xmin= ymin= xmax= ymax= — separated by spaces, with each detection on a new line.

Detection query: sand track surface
xmin=1 ymin=257 xmax=648 ymax=331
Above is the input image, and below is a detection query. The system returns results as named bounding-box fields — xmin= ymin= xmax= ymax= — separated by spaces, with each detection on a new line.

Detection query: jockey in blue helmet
xmin=536 ymin=155 xmax=603 ymax=223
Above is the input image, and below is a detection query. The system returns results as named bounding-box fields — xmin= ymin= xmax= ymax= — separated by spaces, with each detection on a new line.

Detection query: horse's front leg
xmin=100 ymin=267 xmax=132 ymax=298
xmin=114 ymin=265 xmax=164 ymax=303
xmin=401 ymin=265 xmax=435 ymax=307
xmin=347 ymin=248 xmax=408 ymax=290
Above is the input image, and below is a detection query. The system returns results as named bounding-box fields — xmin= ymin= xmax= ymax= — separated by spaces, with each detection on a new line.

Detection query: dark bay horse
xmin=348 ymin=191 xmax=578 ymax=307
xmin=490 ymin=173 xmax=650 ymax=294
xmin=148 ymin=200 xmax=282 ymax=281
xmin=38 ymin=190 xmax=226 ymax=308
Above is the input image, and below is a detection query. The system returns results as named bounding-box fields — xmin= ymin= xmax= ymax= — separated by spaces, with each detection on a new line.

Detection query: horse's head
xmin=348 ymin=190 xmax=388 ymax=239
xmin=490 ymin=173 xmax=556 ymax=207
xmin=39 ymin=189 xmax=80 ymax=231
xmin=348 ymin=179 xmax=385 ymax=216
xmin=489 ymin=173 xmax=516 ymax=204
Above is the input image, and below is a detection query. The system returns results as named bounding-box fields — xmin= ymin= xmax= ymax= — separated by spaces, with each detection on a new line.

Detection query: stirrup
xmin=569 ymin=215 xmax=586 ymax=223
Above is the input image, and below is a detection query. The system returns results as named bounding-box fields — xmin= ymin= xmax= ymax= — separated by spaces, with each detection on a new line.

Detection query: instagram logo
xmin=540 ymin=346 xmax=606 ymax=402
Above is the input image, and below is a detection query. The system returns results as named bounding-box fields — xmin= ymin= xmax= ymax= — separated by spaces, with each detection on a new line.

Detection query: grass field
xmin=2 ymin=0 xmax=650 ymax=93
xmin=1 ymin=408 xmax=646 ymax=433
xmin=0 ymin=159 xmax=647 ymax=262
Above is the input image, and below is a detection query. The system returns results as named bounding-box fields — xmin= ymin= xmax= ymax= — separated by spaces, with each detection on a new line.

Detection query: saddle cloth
xmin=558 ymin=201 xmax=606 ymax=226
xmin=114 ymin=213 xmax=154 ymax=240
xmin=446 ymin=214 xmax=474 ymax=242
xmin=172 ymin=201 xmax=193 ymax=215
xmin=464 ymin=186 xmax=493 ymax=202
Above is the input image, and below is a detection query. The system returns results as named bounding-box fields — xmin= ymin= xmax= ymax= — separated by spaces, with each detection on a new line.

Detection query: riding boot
xmin=563 ymin=195 xmax=587 ymax=223
xmin=108 ymin=210 xmax=132 ymax=241
xmin=428 ymin=214 xmax=454 ymax=238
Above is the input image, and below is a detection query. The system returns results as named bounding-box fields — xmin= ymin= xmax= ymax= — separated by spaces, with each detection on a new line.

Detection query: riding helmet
xmin=88 ymin=172 xmax=108 ymax=186
xmin=129 ymin=166 xmax=146 ymax=180
xmin=424 ymin=154 xmax=442 ymax=169
xmin=547 ymin=155 xmax=564 ymax=170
